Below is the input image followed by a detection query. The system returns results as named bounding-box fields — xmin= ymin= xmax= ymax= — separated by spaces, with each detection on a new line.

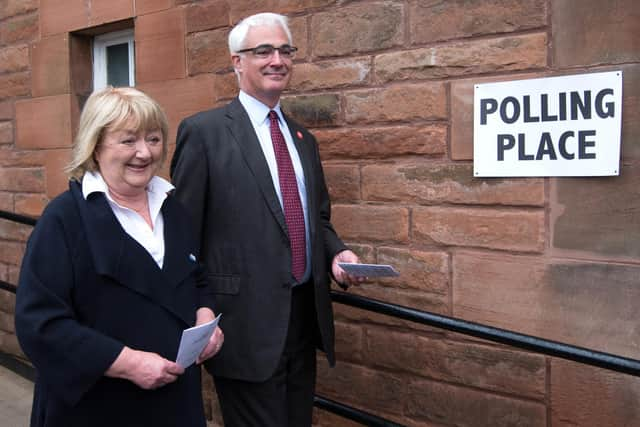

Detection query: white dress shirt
xmin=238 ymin=90 xmax=311 ymax=282
xmin=82 ymin=171 xmax=174 ymax=268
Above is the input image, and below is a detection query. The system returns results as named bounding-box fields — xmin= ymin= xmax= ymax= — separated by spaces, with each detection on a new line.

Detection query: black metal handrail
xmin=314 ymin=395 xmax=404 ymax=427
xmin=0 ymin=210 xmax=37 ymax=226
xmin=0 ymin=279 xmax=17 ymax=294
xmin=330 ymin=290 xmax=640 ymax=377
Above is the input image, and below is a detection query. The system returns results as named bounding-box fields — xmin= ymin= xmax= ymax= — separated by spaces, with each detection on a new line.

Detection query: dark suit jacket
xmin=170 ymin=98 xmax=347 ymax=382
xmin=15 ymin=181 xmax=213 ymax=427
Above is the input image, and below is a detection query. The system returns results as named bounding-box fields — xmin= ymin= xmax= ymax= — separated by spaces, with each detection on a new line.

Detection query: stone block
xmin=0 ymin=45 xmax=29 ymax=74
xmin=345 ymin=83 xmax=446 ymax=124
xmin=186 ymin=28 xmax=231 ymax=76
xmin=0 ymin=167 xmax=44 ymax=193
xmin=0 ymin=13 xmax=38 ymax=44
xmin=0 ymin=101 xmax=14 ymax=120
xmin=346 ymin=283 xmax=450 ymax=324
xmin=15 ymin=95 xmax=73 ymax=150
xmin=31 ymin=35 xmax=71 ymax=97
xmin=135 ymin=0 xmax=173 ymax=15
xmin=0 ymin=241 xmax=25 ymax=265
xmin=89 ymin=0 xmax=134 ymax=26
xmin=621 ymin=64 xmax=640 ymax=160
xmin=406 ymin=379 xmax=546 ymax=426
xmin=289 ymin=15 xmax=307 ymax=59
xmin=413 ymin=206 xmax=545 ymax=252
xmin=410 ymin=0 xmax=546 ymax=44
xmin=552 ymin=163 xmax=640 ymax=259
xmin=376 ymin=247 xmax=449 ymax=295
xmin=0 ymin=192 xmax=12 ymax=211
xmin=0 ymin=122 xmax=13 ymax=145
xmin=281 ymin=94 xmax=340 ymax=128
xmin=44 ymin=149 xmax=72 ymax=198
xmin=311 ymin=3 xmax=403 ymax=58
xmin=334 ymin=321 xmax=363 ymax=364
xmin=1 ymin=0 xmax=38 ymax=17
xmin=550 ymin=359 xmax=640 ymax=427
xmin=0 ymin=219 xmax=33 ymax=241
xmin=136 ymin=9 xmax=186 ymax=83
xmin=314 ymin=125 xmax=447 ymax=160
xmin=290 ymin=59 xmax=371 ymax=92
xmin=376 ymin=33 xmax=546 ymax=82
xmin=322 ymin=164 xmax=359 ymax=203
xmin=366 ymin=328 xmax=546 ymax=399
xmin=0 ymin=72 xmax=30 ymax=100
xmin=332 ymin=204 xmax=409 ymax=243
xmin=0 ymin=146 xmax=46 ymax=167
xmin=0 ymin=311 xmax=15 ymax=333
xmin=213 ymin=72 xmax=238 ymax=101
xmin=362 ymin=163 xmax=545 ymax=206
xmin=185 ymin=1 xmax=230 ymax=33
xmin=40 ymin=0 xmax=88 ymax=36
xmin=317 ymin=361 xmax=407 ymax=418
xmin=552 ymin=0 xmax=640 ymax=67
xmin=228 ymin=0 xmax=335 ymax=23
xmin=453 ymin=252 xmax=640 ymax=359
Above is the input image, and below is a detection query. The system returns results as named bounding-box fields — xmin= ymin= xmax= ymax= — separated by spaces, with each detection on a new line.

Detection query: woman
xmin=15 ymin=87 xmax=223 ymax=427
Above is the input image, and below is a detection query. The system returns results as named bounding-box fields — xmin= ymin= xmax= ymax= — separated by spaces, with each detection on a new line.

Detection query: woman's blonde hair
xmin=66 ymin=86 xmax=169 ymax=180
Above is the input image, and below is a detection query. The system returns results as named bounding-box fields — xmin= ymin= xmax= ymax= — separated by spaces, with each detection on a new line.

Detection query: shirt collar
xmin=238 ymin=90 xmax=284 ymax=126
xmin=81 ymin=171 xmax=174 ymax=202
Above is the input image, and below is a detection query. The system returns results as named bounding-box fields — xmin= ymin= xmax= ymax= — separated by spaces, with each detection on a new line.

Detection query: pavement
xmin=0 ymin=358 xmax=33 ymax=427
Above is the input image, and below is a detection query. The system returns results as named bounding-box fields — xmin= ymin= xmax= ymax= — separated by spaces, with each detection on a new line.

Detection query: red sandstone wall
xmin=1 ymin=1 xmax=639 ymax=426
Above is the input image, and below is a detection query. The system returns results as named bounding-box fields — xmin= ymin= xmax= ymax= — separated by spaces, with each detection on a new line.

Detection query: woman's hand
xmin=106 ymin=347 xmax=184 ymax=389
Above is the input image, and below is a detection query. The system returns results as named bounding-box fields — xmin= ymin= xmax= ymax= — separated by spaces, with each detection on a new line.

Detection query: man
xmin=170 ymin=12 xmax=362 ymax=427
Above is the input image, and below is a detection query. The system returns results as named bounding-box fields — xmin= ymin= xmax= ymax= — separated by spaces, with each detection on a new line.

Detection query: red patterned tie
xmin=268 ymin=110 xmax=307 ymax=282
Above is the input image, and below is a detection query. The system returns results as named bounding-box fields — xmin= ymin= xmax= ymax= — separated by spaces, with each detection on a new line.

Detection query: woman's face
xmin=94 ymin=125 xmax=164 ymax=197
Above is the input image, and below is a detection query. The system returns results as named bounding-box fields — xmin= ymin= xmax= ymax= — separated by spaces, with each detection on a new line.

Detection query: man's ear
xmin=231 ymin=55 xmax=242 ymax=73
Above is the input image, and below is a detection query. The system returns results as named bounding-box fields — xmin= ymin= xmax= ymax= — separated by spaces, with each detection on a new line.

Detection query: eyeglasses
xmin=236 ymin=44 xmax=298 ymax=59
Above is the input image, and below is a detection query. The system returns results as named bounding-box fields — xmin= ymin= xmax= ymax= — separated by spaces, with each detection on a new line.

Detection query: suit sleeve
xmin=15 ymin=209 xmax=123 ymax=407
xmin=171 ymin=118 xmax=209 ymax=253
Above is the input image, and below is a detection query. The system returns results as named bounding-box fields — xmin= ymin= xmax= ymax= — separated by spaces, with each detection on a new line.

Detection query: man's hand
xmin=331 ymin=250 xmax=366 ymax=289
xmin=195 ymin=307 xmax=224 ymax=364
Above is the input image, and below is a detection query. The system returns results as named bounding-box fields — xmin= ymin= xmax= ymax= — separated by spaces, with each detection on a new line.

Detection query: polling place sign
xmin=473 ymin=71 xmax=622 ymax=177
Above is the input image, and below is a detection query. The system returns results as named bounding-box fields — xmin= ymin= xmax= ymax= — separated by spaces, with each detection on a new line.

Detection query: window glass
xmin=106 ymin=43 xmax=130 ymax=87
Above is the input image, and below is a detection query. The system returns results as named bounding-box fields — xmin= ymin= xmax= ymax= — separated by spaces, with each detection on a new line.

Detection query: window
xmin=93 ymin=29 xmax=135 ymax=90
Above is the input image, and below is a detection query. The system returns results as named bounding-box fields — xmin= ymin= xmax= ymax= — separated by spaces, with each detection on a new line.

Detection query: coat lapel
xmin=225 ymin=99 xmax=289 ymax=237
xmin=70 ymin=182 xmax=193 ymax=326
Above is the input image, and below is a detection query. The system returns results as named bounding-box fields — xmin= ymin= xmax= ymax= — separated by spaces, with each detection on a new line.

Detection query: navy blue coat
xmin=15 ymin=180 xmax=214 ymax=427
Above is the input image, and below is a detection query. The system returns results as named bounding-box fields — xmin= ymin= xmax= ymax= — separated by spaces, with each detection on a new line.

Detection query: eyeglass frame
xmin=235 ymin=44 xmax=298 ymax=59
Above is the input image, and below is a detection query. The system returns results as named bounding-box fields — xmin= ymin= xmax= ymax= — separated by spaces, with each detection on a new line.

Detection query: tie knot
xmin=269 ymin=110 xmax=278 ymax=122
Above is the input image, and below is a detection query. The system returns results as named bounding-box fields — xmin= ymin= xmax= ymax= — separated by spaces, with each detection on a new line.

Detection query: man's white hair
xmin=228 ymin=12 xmax=293 ymax=54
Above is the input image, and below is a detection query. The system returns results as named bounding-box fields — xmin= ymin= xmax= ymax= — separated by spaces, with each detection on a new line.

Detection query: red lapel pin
xmin=296 ymin=131 xmax=303 ymax=139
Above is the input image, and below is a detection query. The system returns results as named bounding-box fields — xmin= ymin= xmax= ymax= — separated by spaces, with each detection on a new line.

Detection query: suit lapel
xmin=225 ymin=99 xmax=288 ymax=237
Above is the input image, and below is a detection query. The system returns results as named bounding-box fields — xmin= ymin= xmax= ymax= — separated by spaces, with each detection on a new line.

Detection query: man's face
xmin=232 ymin=24 xmax=292 ymax=108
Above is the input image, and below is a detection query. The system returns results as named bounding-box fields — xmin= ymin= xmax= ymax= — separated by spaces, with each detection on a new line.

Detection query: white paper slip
xmin=338 ymin=263 xmax=399 ymax=278
xmin=176 ymin=314 xmax=222 ymax=368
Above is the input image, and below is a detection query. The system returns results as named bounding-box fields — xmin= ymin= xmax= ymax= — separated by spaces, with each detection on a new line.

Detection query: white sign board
xmin=474 ymin=71 xmax=622 ymax=177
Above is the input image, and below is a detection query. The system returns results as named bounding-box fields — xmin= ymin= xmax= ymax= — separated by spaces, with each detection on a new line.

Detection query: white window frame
xmin=93 ymin=29 xmax=135 ymax=90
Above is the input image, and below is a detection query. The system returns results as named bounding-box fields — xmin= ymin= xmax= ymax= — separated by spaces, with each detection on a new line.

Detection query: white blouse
xmin=82 ymin=171 xmax=174 ymax=268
